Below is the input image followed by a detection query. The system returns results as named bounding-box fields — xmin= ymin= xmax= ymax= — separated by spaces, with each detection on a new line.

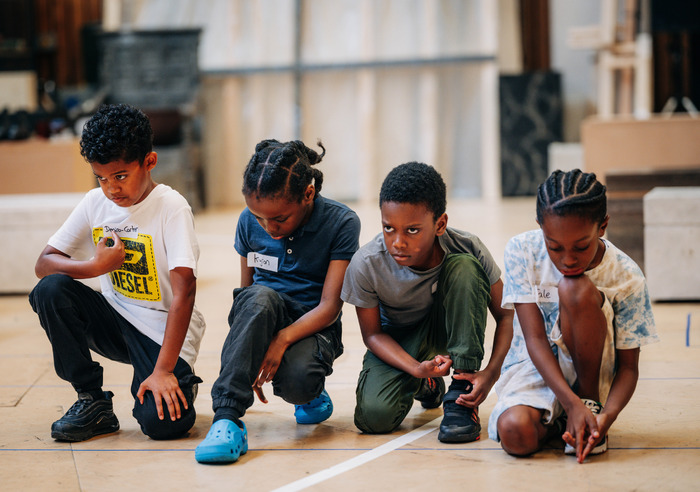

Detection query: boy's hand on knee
xmin=137 ymin=370 xmax=188 ymax=421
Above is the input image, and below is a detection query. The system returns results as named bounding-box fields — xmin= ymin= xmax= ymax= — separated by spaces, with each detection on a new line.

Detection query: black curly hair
xmin=379 ymin=162 xmax=446 ymax=220
xmin=536 ymin=169 xmax=607 ymax=225
xmin=242 ymin=139 xmax=325 ymax=202
xmin=79 ymin=104 xmax=153 ymax=165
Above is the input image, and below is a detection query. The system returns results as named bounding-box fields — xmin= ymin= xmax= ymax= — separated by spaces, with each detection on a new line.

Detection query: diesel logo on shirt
xmin=93 ymin=228 xmax=161 ymax=301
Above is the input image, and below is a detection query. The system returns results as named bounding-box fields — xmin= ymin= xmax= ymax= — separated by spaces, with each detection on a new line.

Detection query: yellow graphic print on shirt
xmin=92 ymin=228 xmax=161 ymax=301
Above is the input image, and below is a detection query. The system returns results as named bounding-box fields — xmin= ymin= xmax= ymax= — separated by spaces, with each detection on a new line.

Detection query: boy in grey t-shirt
xmin=341 ymin=162 xmax=513 ymax=443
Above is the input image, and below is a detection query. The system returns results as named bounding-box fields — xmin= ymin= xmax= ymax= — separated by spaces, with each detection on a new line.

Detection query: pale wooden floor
xmin=1 ymin=197 xmax=699 ymax=491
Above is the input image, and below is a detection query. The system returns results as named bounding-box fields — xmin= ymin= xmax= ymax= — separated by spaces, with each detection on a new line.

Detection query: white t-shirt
xmin=501 ymin=229 xmax=658 ymax=371
xmin=48 ymin=184 xmax=205 ymax=367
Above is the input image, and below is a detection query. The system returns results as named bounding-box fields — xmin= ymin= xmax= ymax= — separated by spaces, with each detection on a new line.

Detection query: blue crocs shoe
xmin=294 ymin=389 xmax=333 ymax=424
xmin=195 ymin=419 xmax=248 ymax=464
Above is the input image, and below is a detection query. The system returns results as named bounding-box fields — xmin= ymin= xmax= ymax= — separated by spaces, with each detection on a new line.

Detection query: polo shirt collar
xmin=292 ymin=195 xmax=324 ymax=238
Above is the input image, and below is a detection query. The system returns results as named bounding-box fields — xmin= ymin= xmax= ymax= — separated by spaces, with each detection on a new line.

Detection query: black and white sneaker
xmin=51 ymin=391 xmax=120 ymax=442
xmin=414 ymin=377 xmax=445 ymax=409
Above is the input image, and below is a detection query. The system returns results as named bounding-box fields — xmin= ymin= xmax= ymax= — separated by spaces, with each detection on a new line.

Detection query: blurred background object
xmin=0 ymin=0 xmax=698 ymax=207
xmin=97 ymin=27 xmax=203 ymax=210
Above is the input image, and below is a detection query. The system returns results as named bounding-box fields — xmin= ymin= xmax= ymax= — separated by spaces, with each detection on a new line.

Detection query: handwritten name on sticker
xmin=536 ymin=285 xmax=559 ymax=303
xmin=248 ymin=252 xmax=279 ymax=272
xmin=103 ymin=224 xmax=139 ymax=238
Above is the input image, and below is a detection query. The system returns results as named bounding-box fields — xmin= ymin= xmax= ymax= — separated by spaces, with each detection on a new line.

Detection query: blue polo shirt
xmin=235 ymin=195 xmax=361 ymax=308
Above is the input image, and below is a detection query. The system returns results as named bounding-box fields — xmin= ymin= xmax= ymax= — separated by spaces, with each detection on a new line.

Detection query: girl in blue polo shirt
xmin=195 ymin=139 xmax=361 ymax=464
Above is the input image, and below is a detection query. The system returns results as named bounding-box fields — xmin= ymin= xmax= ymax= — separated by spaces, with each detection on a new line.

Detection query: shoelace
xmin=582 ymin=399 xmax=603 ymax=414
xmin=65 ymin=397 xmax=94 ymax=416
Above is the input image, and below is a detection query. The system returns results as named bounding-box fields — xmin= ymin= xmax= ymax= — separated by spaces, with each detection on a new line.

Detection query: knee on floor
xmin=497 ymin=410 xmax=542 ymax=457
xmin=354 ymin=401 xmax=403 ymax=435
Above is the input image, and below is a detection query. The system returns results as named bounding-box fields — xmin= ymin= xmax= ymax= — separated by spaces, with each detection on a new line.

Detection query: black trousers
xmin=29 ymin=274 xmax=201 ymax=440
xmin=210 ymin=284 xmax=343 ymax=420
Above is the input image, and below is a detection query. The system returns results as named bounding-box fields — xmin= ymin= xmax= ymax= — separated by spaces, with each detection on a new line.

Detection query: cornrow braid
xmin=536 ymin=169 xmax=607 ymax=224
xmin=242 ymin=139 xmax=326 ymax=202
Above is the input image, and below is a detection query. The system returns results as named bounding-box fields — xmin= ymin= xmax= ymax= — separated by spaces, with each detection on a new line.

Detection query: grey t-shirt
xmin=341 ymin=227 xmax=501 ymax=328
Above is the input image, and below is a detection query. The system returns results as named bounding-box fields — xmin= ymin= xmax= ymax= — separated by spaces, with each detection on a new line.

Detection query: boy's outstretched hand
xmin=137 ymin=369 xmax=188 ymax=421
xmin=417 ymin=354 xmax=452 ymax=378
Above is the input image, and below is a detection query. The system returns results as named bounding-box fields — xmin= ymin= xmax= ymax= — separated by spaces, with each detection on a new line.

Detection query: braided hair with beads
xmin=536 ymin=169 xmax=607 ymax=225
xmin=242 ymin=139 xmax=325 ymax=202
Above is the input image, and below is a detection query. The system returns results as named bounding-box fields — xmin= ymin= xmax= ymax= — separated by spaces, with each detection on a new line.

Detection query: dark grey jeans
xmin=29 ymin=274 xmax=201 ymax=440
xmin=210 ymin=284 xmax=343 ymax=421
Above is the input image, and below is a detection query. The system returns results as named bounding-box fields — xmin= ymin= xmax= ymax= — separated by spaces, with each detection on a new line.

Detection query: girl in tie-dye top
xmin=488 ymin=169 xmax=658 ymax=464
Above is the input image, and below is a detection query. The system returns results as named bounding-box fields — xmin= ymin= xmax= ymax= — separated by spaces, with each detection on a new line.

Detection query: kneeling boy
xmin=341 ymin=162 xmax=512 ymax=442
xmin=29 ymin=104 xmax=205 ymax=442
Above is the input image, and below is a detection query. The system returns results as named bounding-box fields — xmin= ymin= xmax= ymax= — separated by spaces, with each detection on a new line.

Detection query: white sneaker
xmin=564 ymin=398 xmax=608 ymax=456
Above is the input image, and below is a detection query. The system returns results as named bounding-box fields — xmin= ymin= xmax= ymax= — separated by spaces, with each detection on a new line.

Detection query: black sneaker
xmin=414 ymin=377 xmax=445 ymax=409
xmin=438 ymin=379 xmax=481 ymax=443
xmin=51 ymin=391 xmax=120 ymax=442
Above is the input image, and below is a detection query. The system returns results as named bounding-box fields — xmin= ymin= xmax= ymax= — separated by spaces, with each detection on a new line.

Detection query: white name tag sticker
xmin=247 ymin=252 xmax=279 ymax=272
xmin=536 ymin=285 xmax=559 ymax=303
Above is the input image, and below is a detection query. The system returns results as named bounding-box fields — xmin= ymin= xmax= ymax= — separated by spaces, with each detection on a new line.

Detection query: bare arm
xmin=239 ymin=255 xmax=254 ymax=288
xmin=516 ymin=302 xmax=598 ymax=458
xmin=357 ymin=305 xmax=452 ymax=379
xmin=516 ymin=302 xmax=579 ymax=408
xmin=579 ymin=347 xmax=639 ymax=461
xmin=136 ymin=266 xmax=196 ymax=421
xmin=274 ymin=259 xmax=349 ymax=344
xmin=599 ymin=347 xmax=639 ymax=423
xmin=34 ymin=231 xmax=125 ymax=279
xmin=483 ymin=279 xmax=514 ymax=375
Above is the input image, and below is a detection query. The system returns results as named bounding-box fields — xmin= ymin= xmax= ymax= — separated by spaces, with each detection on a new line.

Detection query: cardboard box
xmin=582 ymin=115 xmax=700 ymax=183
xmin=0 ymin=138 xmax=95 ymax=194
xmin=0 ymin=193 xmax=86 ymax=293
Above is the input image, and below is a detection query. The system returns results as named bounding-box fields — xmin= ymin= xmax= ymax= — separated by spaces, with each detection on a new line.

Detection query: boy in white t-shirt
xmin=29 ymin=104 xmax=205 ymax=442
